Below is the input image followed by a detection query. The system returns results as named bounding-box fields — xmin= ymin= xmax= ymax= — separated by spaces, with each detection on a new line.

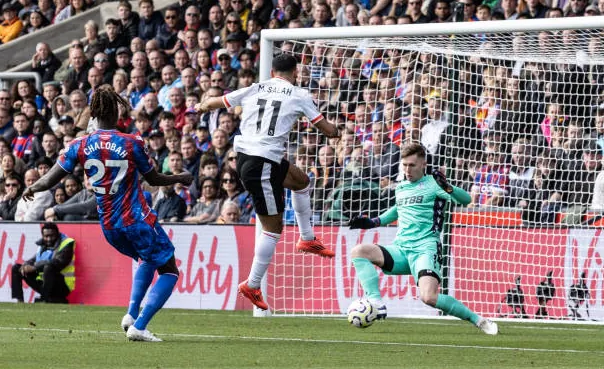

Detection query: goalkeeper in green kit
xmin=349 ymin=143 xmax=498 ymax=335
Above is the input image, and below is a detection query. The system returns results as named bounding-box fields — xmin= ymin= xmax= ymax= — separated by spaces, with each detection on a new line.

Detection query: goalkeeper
xmin=349 ymin=143 xmax=498 ymax=335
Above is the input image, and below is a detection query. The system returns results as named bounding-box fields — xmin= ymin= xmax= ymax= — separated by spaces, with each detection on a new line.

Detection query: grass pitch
xmin=0 ymin=303 xmax=600 ymax=369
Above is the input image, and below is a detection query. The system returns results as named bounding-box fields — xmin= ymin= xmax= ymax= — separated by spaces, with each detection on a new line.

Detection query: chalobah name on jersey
xmin=257 ymin=84 xmax=293 ymax=96
xmin=83 ymin=141 xmax=128 ymax=158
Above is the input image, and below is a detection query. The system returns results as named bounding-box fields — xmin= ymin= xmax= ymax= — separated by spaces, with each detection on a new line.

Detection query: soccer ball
xmin=347 ymin=298 xmax=378 ymax=328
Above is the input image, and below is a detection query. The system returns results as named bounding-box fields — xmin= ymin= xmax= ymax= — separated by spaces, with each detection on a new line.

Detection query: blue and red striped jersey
xmin=58 ymin=129 xmax=154 ymax=230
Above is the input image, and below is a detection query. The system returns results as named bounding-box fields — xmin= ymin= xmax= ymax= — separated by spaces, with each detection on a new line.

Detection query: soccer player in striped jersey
xmin=348 ymin=143 xmax=498 ymax=335
xmin=22 ymin=85 xmax=193 ymax=342
xmin=195 ymin=53 xmax=340 ymax=310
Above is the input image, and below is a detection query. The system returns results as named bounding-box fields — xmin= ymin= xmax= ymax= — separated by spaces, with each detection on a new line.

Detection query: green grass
xmin=0 ymin=303 xmax=600 ymax=369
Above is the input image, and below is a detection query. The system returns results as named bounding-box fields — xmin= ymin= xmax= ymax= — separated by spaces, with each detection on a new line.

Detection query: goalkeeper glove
xmin=432 ymin=169 xmax=453 ymax=194
xmin=348 ymin=215 xmax=380 ymax=230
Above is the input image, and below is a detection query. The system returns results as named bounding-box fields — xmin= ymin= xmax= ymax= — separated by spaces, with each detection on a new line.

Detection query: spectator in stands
xmin=0 ymin=3 xmax=23 ymax=44
xmin=189 ymin=155 xmax=218 ymax=199
xmin=507 ymin=138 xmax=536 ymax=207
xmin=591 ymin=107 xmax=604 ymax=155
xmin=137 ymin=0 xmax=164 ymax=41
xmin=44 ymin=175 xmax=96 ymax=221
xmin=11 ymin=80 xmax=41 ymax=110
xmin=208 ymin=128 xmax=230 ymax=168
xmin=57 ymin=114 xmax=81 ymax=139
xmin=565 ymin=0 xmax=587 ymax=16
xmin=523 ymin=0 xmax=548 ymax=18
xmin=421 ymin=96 xmax=449 ymax=156
xmin=180 ymin=136 xmax=201 ymax=177
xmin=591 ymin=158 xmax=604 ymax=211
xmin=11 ymin=112 xmax=34 ymax=162
xmin=82 ymin=21 xmax=105 ymax=61
xmin=64 ymin=48 xmax=89 ymax=93
xmin=23 ymin=10 xmax=50 ymax=35
xmin=0 ymin=173 xmax=24 ymax=220
xmin=140 ymin=92 xmax=163 ymax=129
xmin=99 ymin=19 xmax=127 ymax=65
xmin=31 ymin=43 xmax=61 ymax=84
xmin=117 ymin=0 xmax=139 ymax=44
xmin=219 ymin=167 xmax=250 ymax=212
xmin=38 ymin=0 xmax=54 ymax=23
xmin=368 ymin=122 xmax=400 ymax=186
xmin=55 ymin=0 xmax=87 ymax=23
xmin=181 ymin=67 xmax=200 ymax=97
xmin=158 ymin=65 xmax=182 ymax=110
xmin=47 ymin=94 xmax=69 ymax=134
xmin=115 ymin=47 xmax=133 ymax=74
xmin=127 ymin=68 xmax=151 ymax=109
xmin=0 ymin=89 xmax=13 ymax=114
xmin=184 ymin=177 xmax=221 ymax=223
xmin=67 ymin=89 xmax=90 ymax=133
xmin=28 ymin=131 xmax=59 ymax=168
xmin=0 ymin=152 xmax=24 ymax=181
xmin=218 ymin=112 xmax=240 ymax=144
xmin=470 ymin=146 xmax=510 ymax=208
xmin=559 ymin=141 xmax=602 ymax=223
xmin=85 ymin=67 xmax=103 ymax=102
xmin=193 ymin=120 xmax=212 ymax=153
xmin=154 ymin=180 xmax=187 ymax=223
xmin=156 ymin=6 xmax=181 ymax=57
xmin=149 ymin=129 xmax=169 ymax=169
xmin=216 ymin=200 xmax=242 ymax=223
xmin=15 ymin=168 xmax=53 ymax=221
xmin=0 ymin=108 xmax=15 ymax=143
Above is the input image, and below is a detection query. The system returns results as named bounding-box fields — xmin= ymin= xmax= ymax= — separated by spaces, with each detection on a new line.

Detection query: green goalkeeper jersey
xmin=378 ymin=174 xmax=471 ymax=249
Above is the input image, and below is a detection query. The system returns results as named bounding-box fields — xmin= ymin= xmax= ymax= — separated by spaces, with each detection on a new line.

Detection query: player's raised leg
xmin=284 ymin=163 xmax=334 ymax=258
xmin=418 ymin=273 xmax=498 ymax=335
xmin=350 ymin=243 xmax=389 ymax=319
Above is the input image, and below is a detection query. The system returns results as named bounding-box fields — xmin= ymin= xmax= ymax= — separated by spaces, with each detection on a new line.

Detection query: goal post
xmin=256 ymin=17 xmax=604 ymax=322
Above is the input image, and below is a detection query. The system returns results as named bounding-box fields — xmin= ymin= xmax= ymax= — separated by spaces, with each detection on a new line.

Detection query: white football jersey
xmin=223 ymin=77 xmax=323 ymax=163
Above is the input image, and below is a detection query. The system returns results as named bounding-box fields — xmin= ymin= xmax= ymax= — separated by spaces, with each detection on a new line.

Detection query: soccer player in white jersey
xmin=348 ymin=143 xmax=498 ymax=335
xmin=196 ymin=53 xmax=340 ymax=310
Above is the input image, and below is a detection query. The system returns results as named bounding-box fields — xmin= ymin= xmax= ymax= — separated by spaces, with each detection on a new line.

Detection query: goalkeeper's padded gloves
xmin=349 ymin=215 xmax=380 ymax=230
xmin=432 ymin=169 xmax=453 ymax=194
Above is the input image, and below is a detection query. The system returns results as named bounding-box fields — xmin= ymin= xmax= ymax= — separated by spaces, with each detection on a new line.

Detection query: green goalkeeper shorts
xmin=380 ymin=241 xmax=442 ymax=284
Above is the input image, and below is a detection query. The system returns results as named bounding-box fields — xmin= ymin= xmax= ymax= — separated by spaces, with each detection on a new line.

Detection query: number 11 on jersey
xmin=256 ymin=99 xmax=282 ymax=136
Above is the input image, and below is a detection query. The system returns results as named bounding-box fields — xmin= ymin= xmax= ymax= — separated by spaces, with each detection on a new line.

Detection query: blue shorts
xmin=102 ymin=219 xmax=175 ymax=266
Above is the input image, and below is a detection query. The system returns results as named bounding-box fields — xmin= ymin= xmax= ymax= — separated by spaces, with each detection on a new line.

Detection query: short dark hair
xmin=41 ymin=222 xmax=59 ymax=235
xmin=159 ymin=111 xmax=175 ymax=121
xmin=35 ymin=156 xmax=54 ymax=169
xmin=105 ymin=18 xmax=120 ymax=27
xmin=272 ymin=53 xmax=298 ymax=73
xmin=200 ymin=155 xmax=218 ymax=168
xmin=118 ymin=1 xmax=132 ymax=11
xmin=400 ymin=142 xmax=426 ymax=159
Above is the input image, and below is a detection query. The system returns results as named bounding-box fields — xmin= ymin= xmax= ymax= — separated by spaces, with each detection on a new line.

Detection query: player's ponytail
xmin=90 ymin=84 xmax=131 ymax=125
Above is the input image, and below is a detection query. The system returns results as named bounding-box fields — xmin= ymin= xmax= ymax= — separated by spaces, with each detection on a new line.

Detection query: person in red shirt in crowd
xmin=168 ymin=87 xmax=186 ymax=131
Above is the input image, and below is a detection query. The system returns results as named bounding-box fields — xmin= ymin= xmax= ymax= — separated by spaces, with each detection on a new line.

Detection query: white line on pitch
xmin=0 ymin=326 xmax=602 ymax=355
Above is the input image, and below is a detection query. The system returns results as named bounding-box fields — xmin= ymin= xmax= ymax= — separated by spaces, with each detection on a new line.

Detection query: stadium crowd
xmin=0 ymin=0 xmax=604 ymax=225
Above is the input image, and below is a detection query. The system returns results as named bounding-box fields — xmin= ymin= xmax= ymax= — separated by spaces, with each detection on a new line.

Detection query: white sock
xmin=248 ymin=231 xmax=281 ymax=289
xmin=292 ymin=184 xmax=314 ymax=241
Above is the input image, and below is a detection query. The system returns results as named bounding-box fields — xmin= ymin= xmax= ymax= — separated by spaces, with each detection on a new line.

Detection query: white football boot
xmin=127 ymin=325 xmax=163 ymax=342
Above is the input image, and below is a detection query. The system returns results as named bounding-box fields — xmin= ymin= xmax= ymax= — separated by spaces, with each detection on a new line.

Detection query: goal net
xmin=260 ymin=19 xmax=604 ymax=322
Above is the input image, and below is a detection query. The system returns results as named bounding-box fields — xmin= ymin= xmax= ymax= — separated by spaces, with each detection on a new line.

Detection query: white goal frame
xmin=254 ymin=17 xmax=604 ymax=324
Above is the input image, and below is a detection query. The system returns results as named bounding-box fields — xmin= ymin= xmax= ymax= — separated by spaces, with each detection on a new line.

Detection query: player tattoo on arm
xmin=22 ymin=164 xmax=68 ymax=201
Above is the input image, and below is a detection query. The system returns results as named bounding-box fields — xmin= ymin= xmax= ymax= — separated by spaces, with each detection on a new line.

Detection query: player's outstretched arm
xmin=349 ymin=215 xmax=380 ymax=229
xmin=432 ymin=169 xmax=471 ymax=205
xmin=194 ymin=97 xmax=227 ymax=114
xmin=22 ymin=163 xmax=69 ymax=201
xmin=314 ymin=118 xmax=340 ymax=138
xmin=143 ymin=168 xmax=193 ymax=187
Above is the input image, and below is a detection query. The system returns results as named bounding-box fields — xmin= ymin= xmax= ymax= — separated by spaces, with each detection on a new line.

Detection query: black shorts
xmin=236 ymin=152 xmax=290 ymax=216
